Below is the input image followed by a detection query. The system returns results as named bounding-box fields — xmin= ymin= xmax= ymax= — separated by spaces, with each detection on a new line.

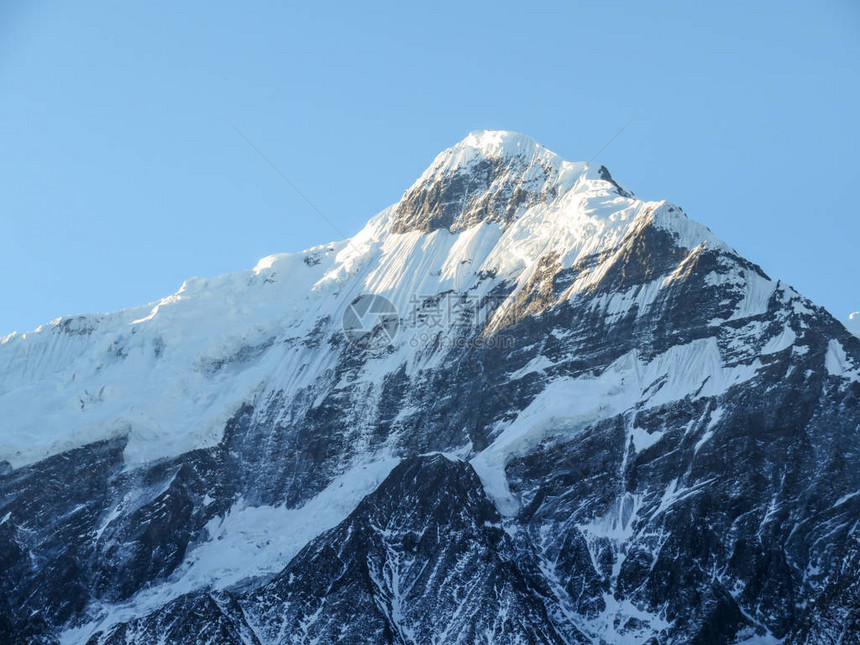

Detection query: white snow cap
xmin=418 ymin=129 xmax=574 ymax=179
xmin=430 ymin=130 xmax=561 ymax=161
xmin=453 ymin=129 xmax=551 ymax=158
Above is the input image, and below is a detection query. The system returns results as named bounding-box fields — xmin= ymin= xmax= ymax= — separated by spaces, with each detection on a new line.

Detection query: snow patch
xmin=630 ymin=426 xmax=663 ymax=452
xmin=825 ymin=339 xmax=860 ymax=382
xmin=473 ymin=338 xmax=759 ymax=515
xmin=761 ymin=326 xmax=796 ymax=355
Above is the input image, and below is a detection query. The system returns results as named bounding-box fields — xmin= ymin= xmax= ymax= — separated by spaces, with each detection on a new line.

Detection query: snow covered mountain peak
xmin=389 ymin=130 xmax=725 ymax=255
xmin=0 ymin=133 xmax=740 ymax=471
xmin=4 ymin=131 xmax=860 ymax=645
xmin=436 ymin=129 xmax=563 ymax=167
xmin=391 ymin=130 xmax=592 ymax=234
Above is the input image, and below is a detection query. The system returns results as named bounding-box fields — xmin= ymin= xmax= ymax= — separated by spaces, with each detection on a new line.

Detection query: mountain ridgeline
xmin=1 ymin=131 xmax=859 ymax=644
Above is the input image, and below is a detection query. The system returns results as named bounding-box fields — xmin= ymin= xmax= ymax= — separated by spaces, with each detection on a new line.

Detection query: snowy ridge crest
xmin=0 ymin=132 xmax=797 ymax=470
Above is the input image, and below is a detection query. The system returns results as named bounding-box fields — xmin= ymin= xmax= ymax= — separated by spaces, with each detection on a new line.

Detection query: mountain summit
xmin=393 ymin=130 xmax=583 ymax=233
xmin=1 ymin=132 xmax=859 ymax=644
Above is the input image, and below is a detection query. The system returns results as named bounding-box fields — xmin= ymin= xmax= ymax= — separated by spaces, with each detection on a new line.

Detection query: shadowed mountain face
xmin=2 ymin=131 xmax=859 ymax=644
xmin=244 ymin=456 xmax=575 ymax=645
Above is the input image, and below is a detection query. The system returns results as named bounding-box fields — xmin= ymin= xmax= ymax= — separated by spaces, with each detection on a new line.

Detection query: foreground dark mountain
xmin=1 ymin=131 xmax=859 ymax=643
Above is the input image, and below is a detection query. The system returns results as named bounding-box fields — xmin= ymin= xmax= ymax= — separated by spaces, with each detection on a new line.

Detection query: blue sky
xmin=1 ymin=0 xmax=858 ymax=335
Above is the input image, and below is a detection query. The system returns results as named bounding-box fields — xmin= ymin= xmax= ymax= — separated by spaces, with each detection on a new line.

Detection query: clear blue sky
xmin=1 ymin=0 xmax=858 ymax=335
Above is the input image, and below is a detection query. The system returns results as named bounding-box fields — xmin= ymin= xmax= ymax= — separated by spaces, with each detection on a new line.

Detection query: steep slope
xmin=786 ymin=529 xmax=860 ymax=645
xmin=1 ymin=131 xmax=859 ymax=644
xmin=244 ymin=455 xmax=574 ymax=645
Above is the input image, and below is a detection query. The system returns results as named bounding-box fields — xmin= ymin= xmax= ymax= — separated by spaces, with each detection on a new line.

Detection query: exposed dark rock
xmin=244 ymin=455 xmax=577 ymax=645
xmin=86 ymin=592 xmax=259 ymax=645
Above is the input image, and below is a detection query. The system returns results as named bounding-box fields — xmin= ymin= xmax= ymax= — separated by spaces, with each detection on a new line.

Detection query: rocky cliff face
xmin=2 ymin=131 xmax=859 ymax=644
